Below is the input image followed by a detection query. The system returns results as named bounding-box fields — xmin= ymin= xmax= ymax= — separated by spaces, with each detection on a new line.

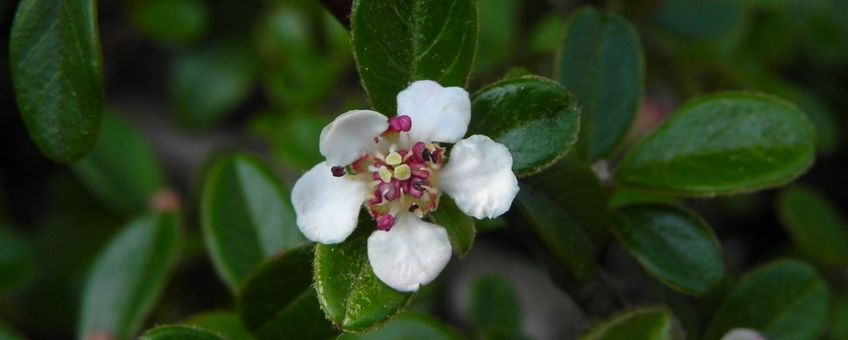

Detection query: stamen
xmin=331 ymin=166 xmax=345 ymax=177
xmin=394 ymin=164 xmax=411 ymax=180
xmin=378 ymin=166 xmax=393 ymax=183
xmin=408 ymin=203 xmax=419 ymax=212
xmin=385 ymin=152 xmax=402 ymax=166
xmin=376 ymin=214 xmax=395 ymax=231
xmin=388 ymin=115 xmax=412 ymax=132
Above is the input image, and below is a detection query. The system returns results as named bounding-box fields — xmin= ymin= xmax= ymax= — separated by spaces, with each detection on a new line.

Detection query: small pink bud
xmin=376 ymin=214 xmax=395 ymax=231
xmin=389 ymin=115 xmax=412 ymax=132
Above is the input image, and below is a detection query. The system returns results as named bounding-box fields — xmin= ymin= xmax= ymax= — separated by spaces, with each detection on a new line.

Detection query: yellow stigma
xmin=378 ymin=166 xmax=393 ymax=182
xmin=394 ymin=164 xmax=411 ymax=180
xmin=385 ymin=152 xmax=403 ymax=166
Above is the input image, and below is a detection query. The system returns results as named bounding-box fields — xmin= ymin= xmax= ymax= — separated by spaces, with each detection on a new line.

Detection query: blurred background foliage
xmin=0 ymin=0 xmax=846 ymax=339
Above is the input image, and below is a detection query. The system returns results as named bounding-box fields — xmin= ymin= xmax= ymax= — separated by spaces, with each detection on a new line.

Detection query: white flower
xmin=292 ymin=80 xmax=520 ymax=292
xmin=720 ymin=329 xmax=765 ymax=340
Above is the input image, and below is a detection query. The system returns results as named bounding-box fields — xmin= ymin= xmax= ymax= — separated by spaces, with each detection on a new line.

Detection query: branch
xmin=318 ymin=0 xmax=354 ymax=30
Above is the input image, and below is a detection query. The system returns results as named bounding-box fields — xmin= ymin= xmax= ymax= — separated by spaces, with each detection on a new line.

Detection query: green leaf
xmin=250 ymin=112 xmax=329 ymax=171
xmin=429 ymin=196 xmax=475 ymax=257
xmin=470 ymin=276 xmax=522 ymax=337
xmin=351 ymin=0 xmax=478 ymax=114
xmin=0 ymin=227 xmax=33 ymax=294
xmin=9 ymin=0 xmax=104 ymax=162
xmin=613 ymin=204 xmax=724 ymax=295
xmin=73 ymin=114 xmax=165 ymax=215
xmin=237 ymin=246 xmax=337 ymax=340
xmin=338 ymin=313 xmax=463 ymax=340
xmin=704 ymin=259 xmax=830 ymax=340
xmin=516 ymin=158 xmax=610 ymax=280
xmin=828 ymin=294 xmax=848 ymax=340
xmin=0 ymin=320 xmax=25 ymax=340
xmin=615 ymin=92 xmax=815 ymax=197
xmin=131 ymin=0 xmax=209 ymax=44
xmin=170 ymin=41 xmax=258 ymax=127
xmin=652 ymin=0 xmax=744 ymax=40
xmin=475 ymin=0 xmax=517 ymax=71
xmin=470 ymin=75 xmax=580 ymax=176
xmin=777 ymin=186 xmax=848 ymax=267
xmin=556 ymin=8 xmax=643 ymax=161
xmin=581 ymin=307 xmax=679 ymax=340
xmin=185 ymin=311 xmax=255 ymax=340
xmin=201 ymin=154 xmax=303 ymax=292
xmin=314 ymin=224 xmax=412 ymax=332
xmin=141 ymin=325 xmax=223 ymax=340
xmin=78 ymin=213 xmax=182 ymax=339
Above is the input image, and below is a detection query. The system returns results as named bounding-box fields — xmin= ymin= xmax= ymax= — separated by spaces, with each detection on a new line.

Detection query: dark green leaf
xmin=556 ymin=8 xmax=643 ymax=161
xmin=314 ymin=225 xmax=412 ymax=332
xmin=615 ymin=92 xmax=815 ymax=197
xmin=131 ymin=0 xmax=209 ymax=44
xmin=201 ymin=154 xmax=303 ymax=292
xmin=9 ymin=0 xmax=104 ymax=162
xmin=170 ymin=41 xmax=257 ymax=127
xmin=704 ymin=259 xmax=829 ymax=340
xmin=78 ymin=213 xmax=182 ymax=339
xmin=475 ymin=0 xmax=517 ymax=71
xmin=470 ymin=276 xmax=521 ymax=337
xmin=0 ymin=227 xmax=33 ymax=294
xmin=470 ymin=75 xmax=580 ymax=176
xmin=351 ymin=0 xmax=478 ymax=113
xmin=237 ymin=246 xmax=337 ymax=340
xmin=338 ymin=313 xmax=463 ymax=340
xmin=828 ymin=295 xmax=848 ymax=340
xmin=777 ymin=186 xmax=848 ymax=267
xmin=652 ymin=0 xmax=744 ymax=40
xmin=186 ymin=311 xmax=255 ymax=340
xmin=581 ymin=307 xmax=679 ymax=340
xmin=429 ymin=196 xmax=475 ymax=257
xmin=250 ymin=112 xmax=329 ymax=171
xmin=614 ymin=204 xmax=723 ymax=295
xmin=73 ymin=114 xmax=165 ymax=215
xmin=609 ymin=190 xmax=679 ymax=210
xmin=141 ymin=325 xmax=223 ymax=340
xmin=516 ymin=158 xmax=610 ymax=280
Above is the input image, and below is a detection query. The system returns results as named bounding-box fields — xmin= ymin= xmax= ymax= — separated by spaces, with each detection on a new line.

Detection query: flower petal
xmin=367 ymin=213 xmax=452 ymax=292
xmin=721 ymin=329 xmax=765 ymax=340
xmin=292 ymin=162 xmax=367 ymax=244
xmin=397 ymin=80 xmax=470 ymax=143
xmin=319 ymin=110 xmax=388 ymax=166
xmin=439 ymin=135 xmax=519 ymax=219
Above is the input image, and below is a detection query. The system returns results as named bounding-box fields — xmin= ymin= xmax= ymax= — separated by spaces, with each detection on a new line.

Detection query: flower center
xmin=330 ymin=115 xmax=445 ymax=231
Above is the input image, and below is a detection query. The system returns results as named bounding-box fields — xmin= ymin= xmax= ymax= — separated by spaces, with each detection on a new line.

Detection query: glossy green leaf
xmin=704 ymin=259 xmax=829 ymax=340
xmin=201 ymin=154 xmax=303 ymax=292
xmin=471 ymin=276 xmax=522 ymax=337
xmin=0 ymin=227 xmax=34 ymax=294
xmin=141 ymin=325 xmax=223 ymax=340
xmin=351 ymin=0 xmax=478 ymax=114
xmin=777 ymin=186 xmax=848 ymax=267
xmin=429 ymin=196 xmax=475 ymax=257
xmin=186 ymin=311 xmax=255 ymax=340
xmin=581 ymin=307 xmax=678 ymax=340
xmin=78 ymin=213 xmax=182 ymax=339
xmin=556 ymin=8 xmax=643 ymax=161
xmin=516 ymin=159 xmax=610 ymax=280
xmin=9 ymin=0 xmax=104 ymax=162
xmin=470 ymin=75 xmax=580 ymax=176
xmin=614 ymin=204 xmax=724 ymax=295
xmin=131 ymin=0 xmax=209 ymax=44
xmin=609 ymin=190 xmax=679 ymax=210
xmin=339 ymin=313 xmax=463 ymax=340
xmin=237 ymin=246 xmax=336 ymax=340
xmin=73 ymin=114 xmax=165 ymax=215
xmin=615 ymin=92 xmax=815 ymax=196
xmin=314 ymin=224 xmax=412 ymax=332
xmin=170 ymin=41 xmax=257 ymax=127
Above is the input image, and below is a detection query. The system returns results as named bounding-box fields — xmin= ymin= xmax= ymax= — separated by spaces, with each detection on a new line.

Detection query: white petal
xmin=721 ymin=329 xmax=765 ymax=340
xmin=397 ymin=80 xmax=470 ymax=143
xmin=292 ymin=162 xmax=367 ymax=244
xmin=319 ymin=110 xmax=388 ymax=166
xmin=367 ymin=213 xmax=452 ymax=292
xmin=439 ymin=135 xmax=519 ymax=219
